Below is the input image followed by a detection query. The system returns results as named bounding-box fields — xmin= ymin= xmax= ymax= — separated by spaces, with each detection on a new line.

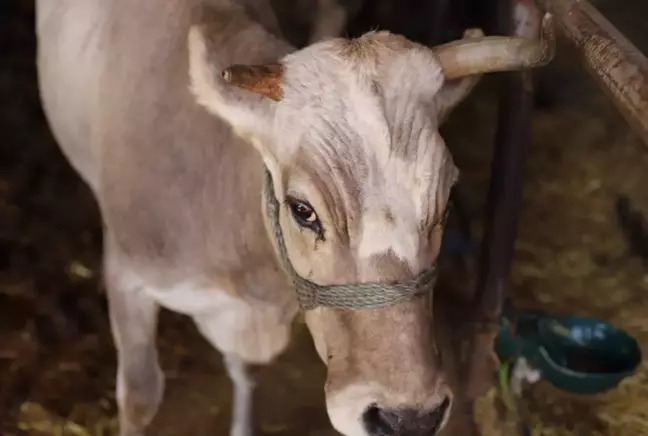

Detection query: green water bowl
xmin=496 ymin=310 xmax=642 ymax=395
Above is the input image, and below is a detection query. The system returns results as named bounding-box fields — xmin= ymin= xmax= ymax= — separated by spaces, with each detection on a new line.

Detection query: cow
xmin=35 ymin=0 xmax=554 ymax=435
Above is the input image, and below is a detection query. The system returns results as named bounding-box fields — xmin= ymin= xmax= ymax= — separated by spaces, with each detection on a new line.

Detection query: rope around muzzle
xmin=263 ymin=168 xmax=439 ymax=310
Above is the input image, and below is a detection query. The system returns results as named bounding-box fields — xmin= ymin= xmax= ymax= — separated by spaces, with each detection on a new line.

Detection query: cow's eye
xmin=286 ymin=196 xmax=323 ymax=235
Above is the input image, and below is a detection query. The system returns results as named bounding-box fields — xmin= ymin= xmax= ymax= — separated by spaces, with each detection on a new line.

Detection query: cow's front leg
xmin=105 ymin=244 xmax=164 ymax=436
xmin=225 ymin=353 xmax=256 ymax=436
xmin=192 ymin=288 xmax=296 ymax=436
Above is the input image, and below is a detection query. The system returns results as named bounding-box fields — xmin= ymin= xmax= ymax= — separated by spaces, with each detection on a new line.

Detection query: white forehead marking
xmin=358 ymin=208 xmax=419 ymax=266
xmin=357 ymin=145 xmax=447 ymax=266
xmin=358 ymin=159 xmax=419 ymax=265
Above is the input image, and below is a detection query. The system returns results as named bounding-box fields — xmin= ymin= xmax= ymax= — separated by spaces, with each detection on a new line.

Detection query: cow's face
xmin=189 ymin=14 xmax=553 ymax=435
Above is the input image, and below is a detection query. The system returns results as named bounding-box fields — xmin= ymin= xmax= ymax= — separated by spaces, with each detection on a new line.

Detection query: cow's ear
xmin=188 ymin=25 xmax=281 ymax=143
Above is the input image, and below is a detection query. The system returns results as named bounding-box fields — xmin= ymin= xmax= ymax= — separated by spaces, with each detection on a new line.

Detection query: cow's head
xmin=189 ymin=14 xmax=553 ymax=436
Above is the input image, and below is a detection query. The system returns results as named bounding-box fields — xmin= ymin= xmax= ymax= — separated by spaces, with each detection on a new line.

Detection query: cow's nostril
xmin=363 ymin=404 xmax=400 ymax=435
xmin=425 ymin=396 xmax=451 ymax=433
xmin=362 ymin=396 xmax=452 ymax=436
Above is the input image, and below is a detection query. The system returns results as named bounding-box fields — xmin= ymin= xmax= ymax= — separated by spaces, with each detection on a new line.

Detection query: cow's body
xmin=36 ymin=0 xmax=552 ymax=434
xmin=37 ymin=3 xmax=302 ymax=435
xmin=38 ymin=0 xmax=296 ymax=356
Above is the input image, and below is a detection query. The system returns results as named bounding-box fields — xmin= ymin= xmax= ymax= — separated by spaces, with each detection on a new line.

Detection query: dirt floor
xmin=2 ymin=1 xmax=648 ymax=435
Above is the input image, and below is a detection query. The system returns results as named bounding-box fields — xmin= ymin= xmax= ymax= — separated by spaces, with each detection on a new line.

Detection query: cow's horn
xmin=221 ymin=63 xmax=284 ymax=101
xmin=433 ymin=12 xmax=555 ymax=80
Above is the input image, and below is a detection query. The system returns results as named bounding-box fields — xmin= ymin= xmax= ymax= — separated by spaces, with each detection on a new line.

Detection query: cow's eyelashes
xmin=286 ymin=196 xmax=323 ymax=236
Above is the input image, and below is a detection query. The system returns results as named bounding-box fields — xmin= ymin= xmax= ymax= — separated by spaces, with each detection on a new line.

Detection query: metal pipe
xmin=535 ymin=0 xmax=648 ymax=146
xmin=464 ymin=0 xmax=540 ymax=400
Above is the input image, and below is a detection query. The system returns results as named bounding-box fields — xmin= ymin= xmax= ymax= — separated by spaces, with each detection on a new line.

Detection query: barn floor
xmin=1 ymin=1 xmax=648 ymax=435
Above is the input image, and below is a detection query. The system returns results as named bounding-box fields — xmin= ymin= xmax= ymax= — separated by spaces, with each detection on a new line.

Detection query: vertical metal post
xmin=464 ymin=0 xmax=540 ymax=400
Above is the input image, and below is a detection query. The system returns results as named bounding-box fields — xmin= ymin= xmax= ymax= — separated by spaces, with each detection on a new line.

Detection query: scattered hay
xmin=18 ymin=402 xmax=118 ymax=436
xmin=462 ymin=44 xmax=648 ymax=435
xmin=473 ymin=365 xmax=648 ymax=436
